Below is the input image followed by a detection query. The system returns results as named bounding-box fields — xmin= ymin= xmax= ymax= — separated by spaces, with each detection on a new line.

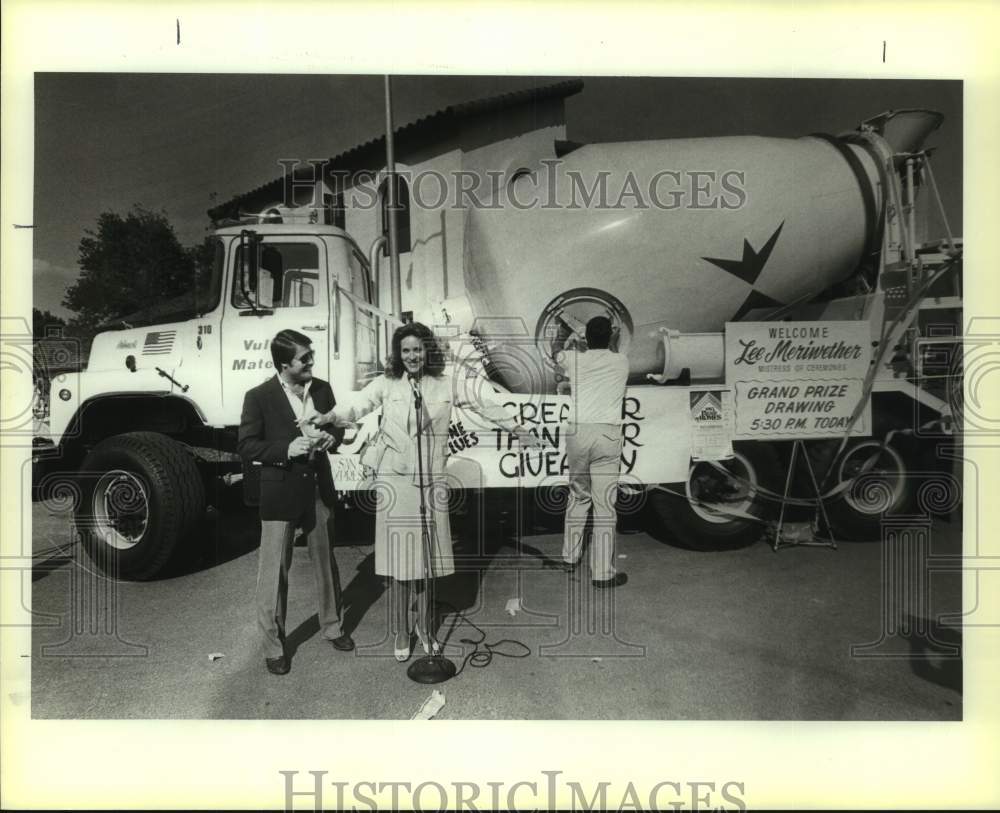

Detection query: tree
xmin=63 ymin=206 xmax=198 ymax=333
xmin=32 ymin=308 xmax=67 ymax=340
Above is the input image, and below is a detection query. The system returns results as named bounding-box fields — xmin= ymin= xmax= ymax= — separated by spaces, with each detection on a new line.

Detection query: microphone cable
xmin=432 ymin=599 xmax=531 ymax=677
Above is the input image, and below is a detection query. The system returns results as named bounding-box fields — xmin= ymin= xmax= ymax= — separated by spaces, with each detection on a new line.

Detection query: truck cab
xmin=46 ymin=221 xmax=388 ymax=579
xmin=50 ymin=223 xmax=383 ymax=443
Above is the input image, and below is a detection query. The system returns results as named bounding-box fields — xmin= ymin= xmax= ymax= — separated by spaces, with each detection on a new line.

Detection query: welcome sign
xmin=725 ymin=320 xmax=873 ymax=440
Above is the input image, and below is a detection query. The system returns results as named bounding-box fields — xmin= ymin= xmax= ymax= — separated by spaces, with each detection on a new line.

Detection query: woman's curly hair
xmin=386 ymin=321 xmax=447 ymax=378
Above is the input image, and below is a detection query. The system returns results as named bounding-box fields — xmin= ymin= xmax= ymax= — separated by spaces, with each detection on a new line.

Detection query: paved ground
xmin=27 ymin=492 xmax=962 ymax=720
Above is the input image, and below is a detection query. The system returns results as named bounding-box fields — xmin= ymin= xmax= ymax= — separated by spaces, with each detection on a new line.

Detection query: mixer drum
xmin=464 ymin=133 xmax=886 ymax=392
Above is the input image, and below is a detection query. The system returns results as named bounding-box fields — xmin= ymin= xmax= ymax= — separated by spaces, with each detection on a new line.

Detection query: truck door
xmin=328 ymin=239 xmax=382 ymax=395
xmin=221 ymin=235 xmax=330 ymax=420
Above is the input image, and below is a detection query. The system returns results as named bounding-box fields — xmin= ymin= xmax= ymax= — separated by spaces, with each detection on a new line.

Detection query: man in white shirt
xmin=555 ymin=316 xmax=630 ymax=588
xmin=237 ymin=329 xmax=354 ymax=675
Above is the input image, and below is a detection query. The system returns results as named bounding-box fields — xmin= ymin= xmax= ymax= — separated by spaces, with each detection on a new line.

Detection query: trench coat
xmin=333 ymin=367 xmax=517 ymax=581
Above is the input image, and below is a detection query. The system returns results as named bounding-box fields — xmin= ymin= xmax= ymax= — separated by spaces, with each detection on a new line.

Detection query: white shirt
xmin=278 ymin=375 xmax=319 ymax=459
xmin=278 ymin=375 xmax=314 ymax=420
xmin=556 ymin=349 xmax=629 ymax=424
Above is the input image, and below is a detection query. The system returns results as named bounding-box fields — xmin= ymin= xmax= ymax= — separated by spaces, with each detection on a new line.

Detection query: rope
xmin=816 ymin=253 xmax=960 ymax=495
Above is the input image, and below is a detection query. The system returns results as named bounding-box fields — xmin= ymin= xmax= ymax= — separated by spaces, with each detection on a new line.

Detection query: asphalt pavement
xmin=27 ymin=492 xmax=962 ymax=720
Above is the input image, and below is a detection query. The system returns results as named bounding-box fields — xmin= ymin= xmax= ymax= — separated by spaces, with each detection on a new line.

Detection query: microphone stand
xmin=407 ymin=374 xmax=456 ymax=684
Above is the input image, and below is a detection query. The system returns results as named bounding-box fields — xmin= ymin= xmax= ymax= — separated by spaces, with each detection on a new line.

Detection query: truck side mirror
xmin=238 ymin=229 xmax=261 ymax=309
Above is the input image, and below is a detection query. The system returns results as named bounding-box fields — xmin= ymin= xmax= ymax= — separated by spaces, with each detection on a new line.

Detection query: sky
xmin=32 ymin=75 xmax=962 ymax=320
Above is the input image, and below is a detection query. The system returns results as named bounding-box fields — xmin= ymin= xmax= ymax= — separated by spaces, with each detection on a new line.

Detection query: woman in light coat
xmin=313 ymin=322 xmax=538 ymax=661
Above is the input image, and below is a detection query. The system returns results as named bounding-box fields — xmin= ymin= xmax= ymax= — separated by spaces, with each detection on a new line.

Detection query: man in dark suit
xmin=237 ymin=329 xmax=354 ymax=675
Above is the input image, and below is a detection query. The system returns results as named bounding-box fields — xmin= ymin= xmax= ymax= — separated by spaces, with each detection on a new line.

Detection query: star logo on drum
xmin=703 ymin=222 xmax=785 ymax=319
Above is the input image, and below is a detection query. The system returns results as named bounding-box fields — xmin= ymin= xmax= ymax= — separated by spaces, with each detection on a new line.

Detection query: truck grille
xmin=142 ymin=330 xmax=176 ymax=355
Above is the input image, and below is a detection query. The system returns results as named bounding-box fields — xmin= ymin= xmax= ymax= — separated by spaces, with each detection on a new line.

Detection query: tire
xmin=647 ymin=441 xmax=781 ymax=551
xmin=808 ymin=436 xmax=916 ymax=542
xmin=75 ymin=432 xmax=206 ymax=580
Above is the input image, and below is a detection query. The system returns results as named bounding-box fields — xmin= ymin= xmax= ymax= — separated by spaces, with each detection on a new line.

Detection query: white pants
xmin=562 ymin=423 xmax=623 ymax=581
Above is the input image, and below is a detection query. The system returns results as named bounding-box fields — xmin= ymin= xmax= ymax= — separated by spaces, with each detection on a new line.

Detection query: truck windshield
xmin=101 ymin=237 xmax=225 ymax=329
xmin=231 ymin=242 xmax=320 ymax=310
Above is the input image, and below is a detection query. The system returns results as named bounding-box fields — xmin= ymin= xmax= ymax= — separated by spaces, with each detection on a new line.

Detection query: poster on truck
xmin=725 ymin=320 xmax=873 ymax=440
xmin=330 ymin=385 xmax=694 ymax=490
xmin=689 ymin=389 xmax=735 ymax=461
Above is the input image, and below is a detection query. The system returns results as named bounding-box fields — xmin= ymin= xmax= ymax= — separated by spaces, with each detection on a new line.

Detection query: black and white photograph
xmin=3 ymin=2 xmax=999 ymax=811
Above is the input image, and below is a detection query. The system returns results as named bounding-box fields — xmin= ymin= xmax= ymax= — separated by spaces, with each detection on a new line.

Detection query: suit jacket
xmin=334 ymin=367 xmax=517 ymax=484
xmin=237 ymin=375 xmax=340 ymax=521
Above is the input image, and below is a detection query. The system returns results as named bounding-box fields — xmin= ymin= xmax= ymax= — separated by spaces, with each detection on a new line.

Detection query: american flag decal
xmin=142 ymin=330 xmax=176 ymax=355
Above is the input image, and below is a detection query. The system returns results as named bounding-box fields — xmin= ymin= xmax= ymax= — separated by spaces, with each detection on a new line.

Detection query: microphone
xmin=407 ymin=372 xmax=423 ymax=411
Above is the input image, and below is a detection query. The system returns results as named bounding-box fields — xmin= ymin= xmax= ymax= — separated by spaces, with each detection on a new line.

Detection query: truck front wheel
xmin=647 ymin=442 xmax=780 ymax=550
xmin=75 ymin=432 xmax=206 ymax=580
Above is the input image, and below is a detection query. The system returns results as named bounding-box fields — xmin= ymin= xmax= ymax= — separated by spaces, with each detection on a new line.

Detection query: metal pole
xmin=906 ymin=157 xmax=917 ymax=251
xmin=384 ymin=76 xmax=403 ymax=321
xmin=906 ymin=157 xmax=917 ymax=291
xmin=413 ymin=386 xmax=433 ymax=647
xmin=368 ymin=235 xmax=386 ymax=308
xmin=886 ymin=155 xmax=911 ymax=265
xmin=406 ymin=377 xmax=456 ymax=684
xmin=922 ymin=155 xmax=958 ymax=255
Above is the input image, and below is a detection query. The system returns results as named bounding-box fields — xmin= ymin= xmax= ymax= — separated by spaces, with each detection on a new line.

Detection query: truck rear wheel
xmin=808 ymin=436 xmax=916 ymax=542
xmin=75 ymin=432 xmax=205 ymax=580
xmin=647 ymin=442 xmax=779 ymax=550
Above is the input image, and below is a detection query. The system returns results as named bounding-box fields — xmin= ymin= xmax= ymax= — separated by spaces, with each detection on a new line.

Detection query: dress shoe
xmin=592 ymin=572 xmax=628 ymax=589
xmin=394 ymin=631 xmax=411 ymax=663
xmin=414 ymin=623 xmax=438 ymax=655
xmin=330 ymin=633 xmax=355 ymax=652
xmin=265 ymin=655 xmax=290 ymax=675
xmin=547 ymin=558 xmax=579 ymax=573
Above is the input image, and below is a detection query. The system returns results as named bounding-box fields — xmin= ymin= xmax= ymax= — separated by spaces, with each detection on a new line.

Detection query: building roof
xmin=208 ymin=79 xmax=584 ymax=223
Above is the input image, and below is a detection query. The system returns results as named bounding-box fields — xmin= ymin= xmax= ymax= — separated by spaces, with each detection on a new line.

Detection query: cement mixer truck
xmin=39 ymin=106 xmax=962 ymax=579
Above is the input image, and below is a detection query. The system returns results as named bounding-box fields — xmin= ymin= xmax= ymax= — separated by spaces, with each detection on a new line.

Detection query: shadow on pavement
xmin=904 ymin=613 xmax=962 ymax=693
xmin=168 ymin=506 xmax=261 ymax=578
